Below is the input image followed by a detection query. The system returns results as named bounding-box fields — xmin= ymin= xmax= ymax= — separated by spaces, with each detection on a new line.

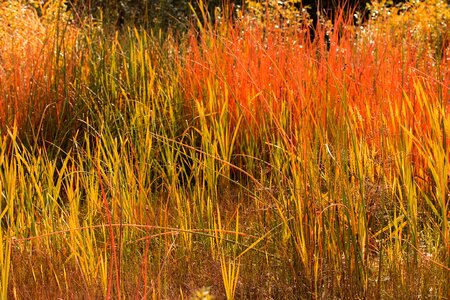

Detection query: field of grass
xmin=0 ymin=0 xmax=449 ymax=298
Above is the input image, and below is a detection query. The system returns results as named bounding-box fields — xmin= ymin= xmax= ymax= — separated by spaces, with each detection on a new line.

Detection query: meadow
xmin=0 ymin=0 xmax=449 ymax=298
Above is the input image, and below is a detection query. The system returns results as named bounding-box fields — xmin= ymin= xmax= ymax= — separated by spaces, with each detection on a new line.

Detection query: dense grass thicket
xmin=0 ymin=0 xmax=449 ymax=298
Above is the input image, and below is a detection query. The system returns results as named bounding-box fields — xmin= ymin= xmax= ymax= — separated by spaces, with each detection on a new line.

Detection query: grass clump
xmin=0 ymin=0 xmax=448 ymax=299
xmin=0 ymin=0 xmax=82 ymax=149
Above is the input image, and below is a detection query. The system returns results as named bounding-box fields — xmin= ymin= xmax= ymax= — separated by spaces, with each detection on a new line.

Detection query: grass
xmin=0 ymin=0 xmax=449 ymax=298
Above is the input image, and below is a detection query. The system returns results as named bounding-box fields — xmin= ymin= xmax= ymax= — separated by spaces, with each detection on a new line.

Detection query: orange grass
xmin=0 ymin=1 xmax=80 ymax=138
xmin=1 ymin=1 xmax=449 ymax=298
xmin=180 ymin=5 xmax=449 ymax=150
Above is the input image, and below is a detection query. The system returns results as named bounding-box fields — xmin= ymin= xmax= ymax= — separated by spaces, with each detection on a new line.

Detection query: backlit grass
xmin=0 ymin=0 xmax=448 ymax=298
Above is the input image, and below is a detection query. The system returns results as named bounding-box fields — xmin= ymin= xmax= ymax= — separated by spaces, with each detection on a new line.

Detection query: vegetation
xmin=0 ymin=0 xmax=448 ymax=298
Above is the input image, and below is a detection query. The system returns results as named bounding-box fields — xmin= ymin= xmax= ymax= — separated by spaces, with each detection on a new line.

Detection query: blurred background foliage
xmin=19 ymin=0 xmax=450 ymax=52
xmin=65 ymin=0 xmax=241 ymax=31
xmin=366 ymin=0 xmax=450 ymax=58
xmin=23 ymin=0 xmax=372 ymax=31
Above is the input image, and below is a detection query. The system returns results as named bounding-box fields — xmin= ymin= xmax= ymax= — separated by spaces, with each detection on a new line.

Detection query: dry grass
xmin=0 ymin=0 xmax=448 ymax=298
xmin=0 ymin=0 xmax=81 ymax=145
